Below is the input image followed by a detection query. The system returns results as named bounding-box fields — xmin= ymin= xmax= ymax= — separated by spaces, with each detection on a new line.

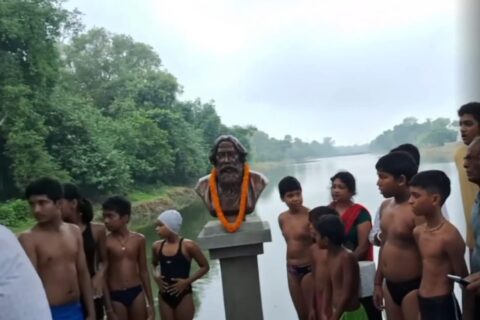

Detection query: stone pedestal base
xmin=197 ymin=216 xmax=272 ymax=320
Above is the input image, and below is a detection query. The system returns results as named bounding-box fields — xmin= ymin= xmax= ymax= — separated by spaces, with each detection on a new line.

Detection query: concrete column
xmin=460 ymin=0 xmax=480 ymax=101
xmin=197 ymin=216 xmax=272 ymax=320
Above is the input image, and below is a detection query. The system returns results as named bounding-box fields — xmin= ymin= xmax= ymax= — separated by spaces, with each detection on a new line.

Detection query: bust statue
xmin=195 ymin=135 xmax=268 ymax=223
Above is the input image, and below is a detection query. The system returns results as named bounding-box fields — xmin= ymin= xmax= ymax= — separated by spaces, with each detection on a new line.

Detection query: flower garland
xmin=209 ymin=163 xmax=250 ymax=233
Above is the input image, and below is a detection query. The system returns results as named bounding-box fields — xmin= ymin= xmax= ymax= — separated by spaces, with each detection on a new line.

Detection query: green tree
xmin=0 ymin=0 xmax=76 ymax=194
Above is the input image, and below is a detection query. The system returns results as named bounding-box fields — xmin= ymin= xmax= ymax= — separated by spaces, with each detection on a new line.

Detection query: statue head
xmin=209 ymin=135 xmax=247 ymax=185
xmin=196 ymin=134 xmax=268 ymax=222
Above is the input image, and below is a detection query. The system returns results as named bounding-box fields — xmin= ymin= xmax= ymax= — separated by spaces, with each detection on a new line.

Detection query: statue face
xmin=215 ymin=141 xmax=243 ymax=184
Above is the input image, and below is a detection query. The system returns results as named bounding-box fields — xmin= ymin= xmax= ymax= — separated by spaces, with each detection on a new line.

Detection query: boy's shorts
xmin=50 ymin=301 xmax=84 ymax=320
xmin=341 ymin=304 xmax=368 ymax=320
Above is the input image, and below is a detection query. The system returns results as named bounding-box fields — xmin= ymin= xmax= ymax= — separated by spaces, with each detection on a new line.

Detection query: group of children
xmin=278 ymin=147 xmax=474 ymax=320
xmin=18 ymin=177 xmax=209 ymax=320
xmin=11 ymin=141 xmax=478 ymax=320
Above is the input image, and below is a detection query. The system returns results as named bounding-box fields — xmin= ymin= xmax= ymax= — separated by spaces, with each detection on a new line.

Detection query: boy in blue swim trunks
xmin=19 ymin=177 xmax=95 ymax=320
xmin=313 ymin=213 xmax=367 ymax=320
xmin=278 ymin=176 xmax=314 ymax=320
xmin=102 ymin=196 xmax=155 ymax=320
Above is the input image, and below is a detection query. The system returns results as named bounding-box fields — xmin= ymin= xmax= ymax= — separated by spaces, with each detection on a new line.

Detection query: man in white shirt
xmin=0 ymin=224 xmax=52 ymax=320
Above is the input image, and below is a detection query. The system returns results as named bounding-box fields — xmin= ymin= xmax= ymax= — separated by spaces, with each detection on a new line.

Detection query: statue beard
xmin=217 ymin=165 xmax=243 ymax=194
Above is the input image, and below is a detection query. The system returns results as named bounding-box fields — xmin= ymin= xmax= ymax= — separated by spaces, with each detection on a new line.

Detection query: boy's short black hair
xmin=25 ymin=177 xmax=63 ymax=202
xmin=102 ymin=196 xmax=131 ymax=217
xmin=410 ymin=170 xmax=451 ymax=205
xmin=314 ymin=214 xmax=345 ymax=246
xmin=375 ymin=151 xmax=418 ymax=182
xmin=390 ymin=143 xmax=420 ymax=166
xmin=309 ymin=206 xmax=338 ymax=224
xmin=458 ymin=102 xmax=480 ymax=123
xmin=330 ymin=171 xmax=356 ymax=195
xmin=63 ymin=183 xmax=93 ymax=223
xmin=278 ymin=176 xmax=302 ymax=199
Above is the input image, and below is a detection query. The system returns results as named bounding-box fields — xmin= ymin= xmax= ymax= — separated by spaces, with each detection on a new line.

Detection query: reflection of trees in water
xmin=137 ymin=199 xmax=217 ymax=319
xmin=259 ymin=163 xmax=309 ymax=200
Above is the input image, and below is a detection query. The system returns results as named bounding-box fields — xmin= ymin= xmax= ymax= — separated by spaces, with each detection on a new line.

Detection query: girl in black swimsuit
xmin=62 ymin=183 xmax=108 ymax=320
xmin=152 ymin=210 xmax=209 ymax=320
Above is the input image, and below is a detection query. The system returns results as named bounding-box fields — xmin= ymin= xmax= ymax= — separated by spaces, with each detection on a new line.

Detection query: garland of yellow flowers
xmin=209 ymin=163 xmax=250 ymax=233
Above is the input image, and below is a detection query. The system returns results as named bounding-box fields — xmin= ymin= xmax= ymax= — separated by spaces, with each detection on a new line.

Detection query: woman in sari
xmin=329 ymin=171 xmax=381 ymax=320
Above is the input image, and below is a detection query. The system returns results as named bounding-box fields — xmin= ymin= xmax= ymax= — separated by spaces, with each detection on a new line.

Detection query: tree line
xmin=249 ymin=117 xmax=457 ymax=162
xmin=0 ymin=0 xmax=253 ymax=201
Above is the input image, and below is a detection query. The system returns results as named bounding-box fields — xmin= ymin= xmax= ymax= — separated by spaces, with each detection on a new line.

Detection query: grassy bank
xmin=129 ymin=186 xmax=197 ymax=227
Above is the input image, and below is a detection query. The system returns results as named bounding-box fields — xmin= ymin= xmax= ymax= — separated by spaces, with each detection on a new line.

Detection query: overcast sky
xmin=64 ymin=0 xmax=459 ymax=145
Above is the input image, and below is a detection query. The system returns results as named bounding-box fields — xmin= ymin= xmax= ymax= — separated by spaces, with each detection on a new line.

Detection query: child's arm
xmin=369 ymin=207 xmax=382 ymax=246
xmin=354 ymin=220 xmax=371 ymax=260
xmin=445 ymin=232 xmax=473 ymax=320
xmin=18 ymin=233 xmax=37 ymax=270
xmin=332 ymin=254 xmax=359 ymax=320
xmin=151 ymin=242 xmax=167 ymax=293
xmin=321 ymin=276 xmax=333 ymax=320
xmin=278 ymin=214 xmax=286 ymax=240
xmin=373 ymin=244 xmax=384 ymax=310
xmin=138 ymin=236 xmax=155 ymax=320
xmin=93 ymin=225 xmax=108 ymax=298
xmin=170 ymin=241 xmax=210 ymax=296
xmin=151 ymin=242 xmax=160 ymax=281
xmin=75 ymin=228 xmax=96 ymax=320
xmin=101 ymin=238 xmax=115 ymax=320
xmin=103 ymin=283 xmax=116 ymax=320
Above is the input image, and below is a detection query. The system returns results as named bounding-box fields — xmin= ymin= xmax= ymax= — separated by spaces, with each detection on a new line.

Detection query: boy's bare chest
xmin=418 ymin=233 xmax=445 ymax=260
xmin=282 ymin=220 xmax=310 ymax=240
xmin=282 ymin=215 xmax=310 ymax=238
xmin=107 ymin=236 xmax=139 ymax=259
xmin=382 ymin=211 xmax=415 ymax=241
xmin=37 ymin=233 xmax=78 ymax=265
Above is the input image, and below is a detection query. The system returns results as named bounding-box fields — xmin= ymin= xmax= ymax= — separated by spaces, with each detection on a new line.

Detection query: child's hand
xmin=155 ymin=275 xmax=169 ymax=293
xmin=373 ymin=284 xmax=384 ymax=310
xmin=146 ymin=304 xmax=155 ymax=320
xmin=168 ymin=278 xmax=190 ymax=296
xmin=91 ymin=274 xmax=103 ymax=298
xmin=465 ymin=272 xmax=480 ymax=294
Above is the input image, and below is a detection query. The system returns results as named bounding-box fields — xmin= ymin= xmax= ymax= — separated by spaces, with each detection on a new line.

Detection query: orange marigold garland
xmin=209 ymin=163 xmax=250 ymax=233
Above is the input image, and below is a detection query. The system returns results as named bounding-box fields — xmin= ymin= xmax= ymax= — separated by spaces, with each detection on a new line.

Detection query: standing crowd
xmin=278 ymin=102 xmax=480 ymax=320
xmin=2 ymin=103 xmax=480 ymax=320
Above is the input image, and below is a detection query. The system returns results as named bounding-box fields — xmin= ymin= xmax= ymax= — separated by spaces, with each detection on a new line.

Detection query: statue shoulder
xmin=250 ymin=170 xmax=269 ymax=187
xmin=249 ymin=170 xmax=268 ymax=200
xmin=195 ymin=174 xmax=212 ymax=197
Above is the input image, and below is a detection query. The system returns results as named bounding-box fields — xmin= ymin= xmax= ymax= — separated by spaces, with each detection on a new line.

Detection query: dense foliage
xmin=0 ymin=0 xmax=253 ymax=202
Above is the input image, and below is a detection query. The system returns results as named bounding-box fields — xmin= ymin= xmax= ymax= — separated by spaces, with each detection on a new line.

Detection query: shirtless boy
xmin=373 ymin=151 xmax=421 ymax=320
xmin=19 ymin=177 xmax=95 ymax=320
xmin=102 ymin=196 xmax=155 ymax=320
xmin=278 ymin=176 xmax=314 ymax=320
xmin=308 ymin=206 xmax=338 ymax=320
xmin=410 ymin=170 xmax=469 ymax=320
xmin=313 ymin=214 xmax=367 ymax=320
